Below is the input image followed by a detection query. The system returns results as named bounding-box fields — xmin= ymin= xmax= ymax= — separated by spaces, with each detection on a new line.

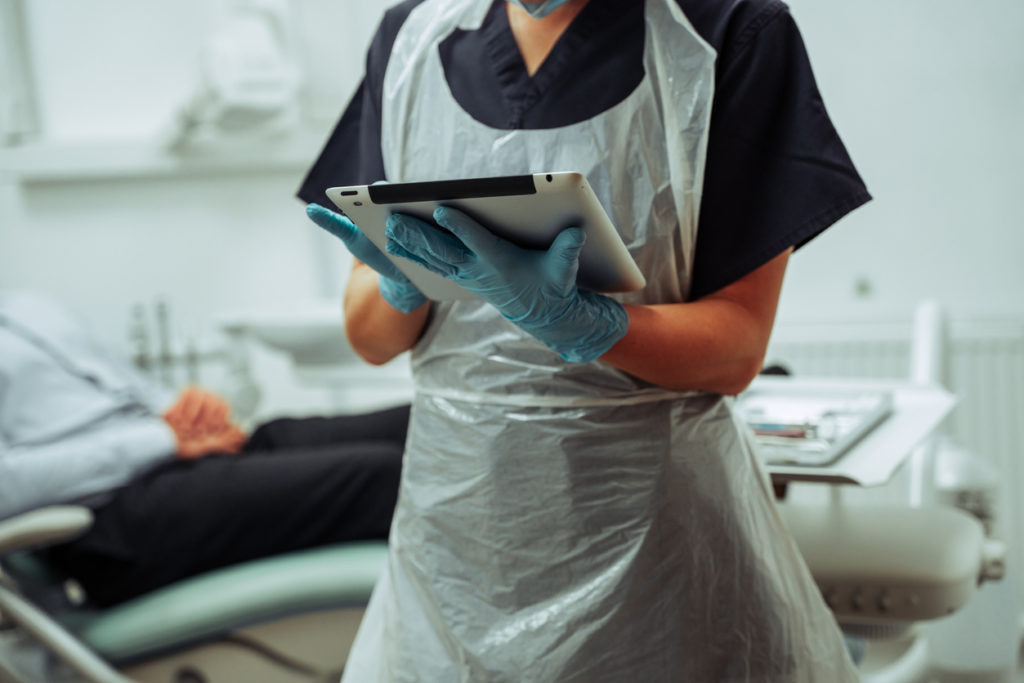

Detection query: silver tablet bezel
xmin=325 ymin=172 xmax=645 ymax=301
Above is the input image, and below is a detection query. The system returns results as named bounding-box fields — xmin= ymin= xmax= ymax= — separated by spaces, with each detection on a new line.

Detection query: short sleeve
xmin=688 ymin=5 xmax=871 ymax=300
xmin=296 ymin=2 xmax=425 ymax=205
xmin=295 ymin=78 xmax=385 ymax=205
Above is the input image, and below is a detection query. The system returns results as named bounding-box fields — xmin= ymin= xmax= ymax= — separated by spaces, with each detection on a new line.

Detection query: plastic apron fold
xmin=341 ymin=0 xmax=858 ymax=680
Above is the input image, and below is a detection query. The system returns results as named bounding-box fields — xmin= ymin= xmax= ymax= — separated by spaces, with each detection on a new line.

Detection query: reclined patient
xmin=0 ymin=289 xmax=406 ymax=606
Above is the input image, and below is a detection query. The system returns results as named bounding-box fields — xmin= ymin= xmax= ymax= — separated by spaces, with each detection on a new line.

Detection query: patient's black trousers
xmin=46 ymin=405 xmax=408 ymax=607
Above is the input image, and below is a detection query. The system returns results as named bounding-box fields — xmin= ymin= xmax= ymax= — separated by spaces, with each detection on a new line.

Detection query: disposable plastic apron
xmin=341 ymin=0 xmax=858 ymax=680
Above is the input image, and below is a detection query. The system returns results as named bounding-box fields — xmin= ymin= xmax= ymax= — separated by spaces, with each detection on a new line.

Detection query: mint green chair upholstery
xmin=0 ymin=507 xmax=387 ymax=683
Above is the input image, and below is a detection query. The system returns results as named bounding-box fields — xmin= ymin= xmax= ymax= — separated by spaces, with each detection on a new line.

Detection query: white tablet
xmin=325 ymin=172 xmax=646 ymax=301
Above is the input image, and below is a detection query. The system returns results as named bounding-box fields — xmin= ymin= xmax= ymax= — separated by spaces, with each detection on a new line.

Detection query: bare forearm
xmin=344 ymin=262 xmax=430 ymax=365
xmin=602 ymin=299 xmax=771 ymax=395
xmin=601 ymin=248 xmax=791 ymax=395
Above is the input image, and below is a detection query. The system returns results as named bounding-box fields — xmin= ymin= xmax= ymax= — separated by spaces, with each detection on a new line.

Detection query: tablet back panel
xmin=325 ymin=172 xmax=645 ymax=301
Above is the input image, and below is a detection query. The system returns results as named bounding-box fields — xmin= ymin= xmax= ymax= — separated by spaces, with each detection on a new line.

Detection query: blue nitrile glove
xmin=384 ymin=206 xmax=629 ymax=363
xmin=306 ymin=203 xmax=427 ymax=313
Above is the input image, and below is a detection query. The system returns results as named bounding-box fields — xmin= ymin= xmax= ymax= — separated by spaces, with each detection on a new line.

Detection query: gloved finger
xmin=545 ymin=227 xmax=586 ymax=293
xmin=386 ymin=240 xmax=460 ymax=279
xmin=306 ymin=204 xmax=412 ymax=285
xmin=386 ymin=213 xmax=473 ymax=270
xmin=432 ymin=206 xmax=505 ymax=262
xmin=378 ymin=276 xmax=428 ymax=313
xmin=307 ymin=203 xmax=385 ymax=266
xmin=306 ymin=203 xmax=360 ymax=244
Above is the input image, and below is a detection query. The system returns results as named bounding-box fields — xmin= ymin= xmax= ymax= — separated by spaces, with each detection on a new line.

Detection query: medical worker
xmin=299 ymin=0 xmax=870 ymax=679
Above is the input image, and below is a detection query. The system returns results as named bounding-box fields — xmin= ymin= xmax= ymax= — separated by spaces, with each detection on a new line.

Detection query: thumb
xmin=546 ymin=228 xmax=585 ymax=294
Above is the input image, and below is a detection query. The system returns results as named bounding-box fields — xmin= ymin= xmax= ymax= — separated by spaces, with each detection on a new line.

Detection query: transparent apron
xmin=341 ymin=0 xmax=857 ymax=680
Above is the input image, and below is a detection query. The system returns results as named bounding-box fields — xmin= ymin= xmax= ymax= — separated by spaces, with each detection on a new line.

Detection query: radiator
xmin=765 ymin=316 xmax=1024 ymax=605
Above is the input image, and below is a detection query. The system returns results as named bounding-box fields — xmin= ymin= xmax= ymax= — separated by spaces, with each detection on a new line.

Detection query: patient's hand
xmin=163 ymin=386 xmax=247 ymax=459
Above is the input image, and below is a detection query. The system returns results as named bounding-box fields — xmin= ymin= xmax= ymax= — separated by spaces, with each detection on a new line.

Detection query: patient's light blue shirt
xmin=0 ymin=291 xmax=177 ymax=521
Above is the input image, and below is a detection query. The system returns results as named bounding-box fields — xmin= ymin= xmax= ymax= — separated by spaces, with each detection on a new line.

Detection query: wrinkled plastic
xmin=385 ymin=209 xmax=629 ymax=362
xmin=341 ymin=0 xmax=859 ymax=680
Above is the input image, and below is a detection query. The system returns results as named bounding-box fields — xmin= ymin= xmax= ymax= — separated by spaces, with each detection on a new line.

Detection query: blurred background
xmin=1 ymin=0 xmax=1022 ymax=651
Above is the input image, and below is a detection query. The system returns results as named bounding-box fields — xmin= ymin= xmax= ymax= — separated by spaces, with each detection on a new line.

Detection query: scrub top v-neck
xmin=438 ymin=0 xmax=645 ymax=130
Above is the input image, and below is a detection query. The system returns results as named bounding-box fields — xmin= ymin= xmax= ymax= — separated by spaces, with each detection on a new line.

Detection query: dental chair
xmin=764 ymin=300 xmax=1020 ymax=682
xmin=777 ymin=499 xmax=1010 ymax=681
xmin=0 ymin=506 xmax=387 ymax=683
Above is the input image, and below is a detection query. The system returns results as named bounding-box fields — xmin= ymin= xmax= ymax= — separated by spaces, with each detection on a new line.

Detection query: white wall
xmin=777 ymin=0 xmax=1024 ymax=326
xmin=24 ymin=2 xmax=213 ymax=142
xmin=20 ymin=0 xmax=382 ymax=141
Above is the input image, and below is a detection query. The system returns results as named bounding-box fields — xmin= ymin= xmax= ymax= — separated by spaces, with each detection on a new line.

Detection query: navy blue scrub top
xmin=297 ymin=0 xmax=871 ymax=301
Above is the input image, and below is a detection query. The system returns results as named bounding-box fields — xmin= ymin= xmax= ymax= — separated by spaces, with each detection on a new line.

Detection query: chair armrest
xmin=0 ymin=506 xmax=94 ymax=556
xmin=778 ymin=502 xmax=985 ymax=623
xmin=69 ymin=541 xmax=389 ymax=664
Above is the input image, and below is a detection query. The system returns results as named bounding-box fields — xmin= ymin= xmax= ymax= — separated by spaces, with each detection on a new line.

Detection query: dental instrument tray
xmin=325 ymin=172 xmax=646 ymax=301
xmin=736 ymin=386 xmax=894 ymax=467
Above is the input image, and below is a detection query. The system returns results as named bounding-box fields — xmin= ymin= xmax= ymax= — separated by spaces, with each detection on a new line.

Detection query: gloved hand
xmin=306 ymin=203 xmax=427 ymax=313
xmin=385 ymin=206 xmax=629 ymax=363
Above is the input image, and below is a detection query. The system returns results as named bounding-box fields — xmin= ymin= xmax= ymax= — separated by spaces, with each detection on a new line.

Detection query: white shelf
xmin=0 ymin=132 xmax=324 ymax=184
